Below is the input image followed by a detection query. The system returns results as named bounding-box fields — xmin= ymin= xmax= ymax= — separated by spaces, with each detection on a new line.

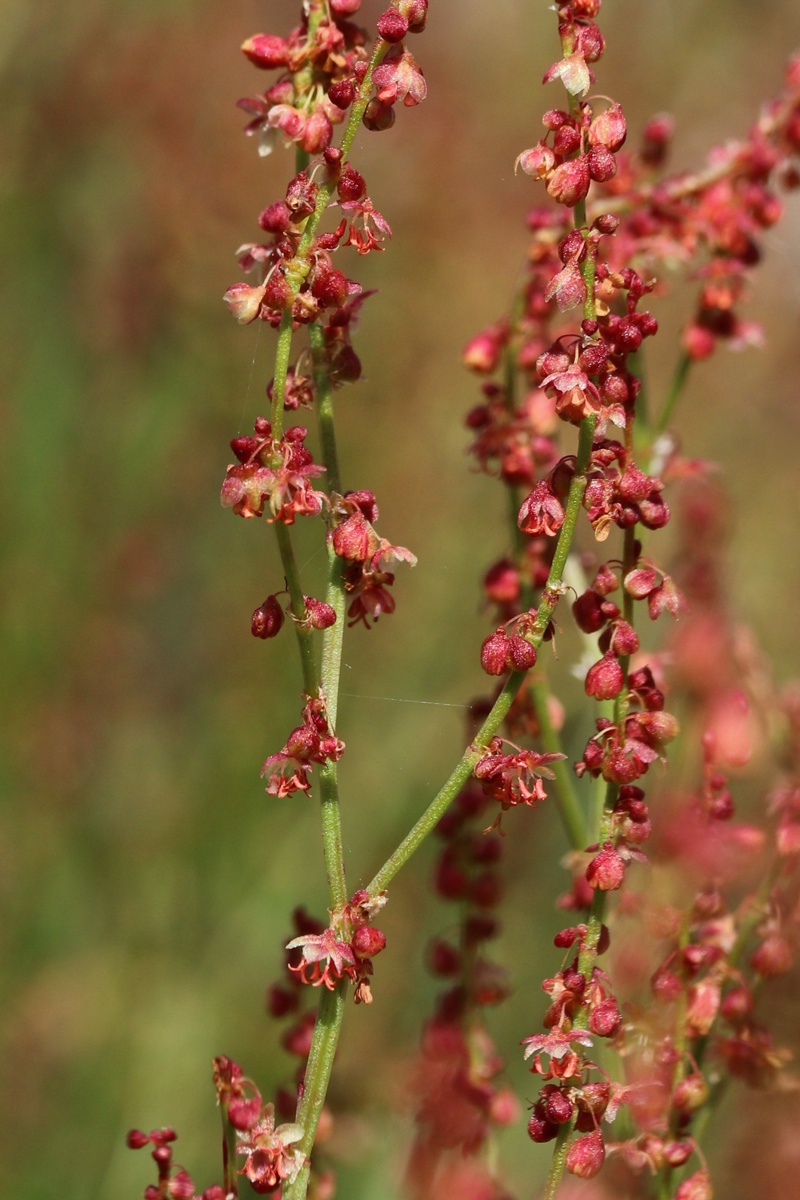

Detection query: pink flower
xmin=238 ymin=1104 xmax=305 ymax=1193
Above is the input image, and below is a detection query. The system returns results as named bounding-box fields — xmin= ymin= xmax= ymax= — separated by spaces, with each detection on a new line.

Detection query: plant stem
xmin=367 ymin=412 xmax=598 ymax=896
xmin=310 ymin=322 xmax=342 ymax=496
xmin=366 ymin=668 xmax=525 ymax=895
xmin=283 ymin=983 xmax=346 ymax=1200
xmin=654 ymin=348 xmax=691 ymax=439
xmin=530 ymin=676 xmax=586 ymax=849
xmin=270 ymin=312 xmax=296 ymax=439
xmin=274 ymin=522 xmax=317 ymax=694
xmin=543 ymin=1124 xmax=573 ymax=1200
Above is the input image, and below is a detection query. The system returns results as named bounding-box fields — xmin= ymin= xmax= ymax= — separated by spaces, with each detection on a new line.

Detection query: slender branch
xmin=367 ymin=413 xmax=598 ymax=896
xmin=283 ymin=983 xmax=346 ymax=1200
xmin=274 ymin=522 xmax=317 ymax=694
xmin=654 ymin=348 xmax=691 ymax=440
xmin=530 ymin=677 xmax=586 ymax=849
xmin=366 ymin=669 xmax=525 ymax=895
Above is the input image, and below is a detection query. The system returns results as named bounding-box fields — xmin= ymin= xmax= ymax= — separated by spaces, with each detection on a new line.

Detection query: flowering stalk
xmin=128 ymin=5 xmax=800 ymax=1200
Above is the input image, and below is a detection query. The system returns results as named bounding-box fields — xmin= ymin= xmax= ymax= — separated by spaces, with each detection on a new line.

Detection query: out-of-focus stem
xmin=530 ymin=676 xmax=586 ymax=849
xmin=654 ymin=348 xmax=691 ymax=439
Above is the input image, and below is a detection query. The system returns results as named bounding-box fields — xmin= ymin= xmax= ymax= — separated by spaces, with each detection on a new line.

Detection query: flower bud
xmin=377 ymin=9 xmax=408 ymax=41
xmin=663 ymin=1141 xmax=694 ymax=1168
xmin=258 ymin=201 xmax=292 ymax=234
xmin=463 ymin=328 xmax=505 ymax=373
xmin=586 ymin=842 xmax=625 ymax=890
xmin=303 ymin=597 xmax=337 ymax=631
xmin=587 ymin=143 xmax=617 ymax=182
xmin=750 ymin=934 xmax=793 ymax=977
xmin=674 ymin=1169 xmax=712 ymax=1200
xmin=516 ymin=142 xmax=556 ymax=179
xmin=241 ymin=34 xmax=290 ymax=69
xmin=543 ymin=1088 xmax=574 ymax=1124
xmin=352 ymin=926 xmax=386 ymax=958
xmin=672 ymin=1073 xmax=708 ymax=1115
xmin=585 ymin=652 xmax=625 ymax=700
xmin=589 ymin=102 xmax=627 ymax=152
xmin=566 ymin=1130 xmax=605 ymax=1179
xmin=223 ymin=282 xmax=266 ymax=324
xmin=641 ymin=113 xmax=674 ymax=167
xmin=252 ymin=596 xmax=285 ymax=639
xmin=589 ymin=997 xmax=621 ymax=1037
xmin=527 ymin=1108 xmax=558 ymax=1143
xmin=546 ymin=156 xmax=591 ymax=207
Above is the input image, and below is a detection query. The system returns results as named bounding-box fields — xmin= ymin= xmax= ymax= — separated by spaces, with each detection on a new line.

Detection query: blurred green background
xmin=2 ymin=2 xmax=800 ymax=1198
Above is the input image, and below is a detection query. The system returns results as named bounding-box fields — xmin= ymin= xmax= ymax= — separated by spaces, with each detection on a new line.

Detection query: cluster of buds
xmin=239 ymin=1 xmax=427 ymax=157
xmin=212 ymin=1056 xmax=307 ymax=1196
xmin=472 ymin=736 xmax=564 ymax=828
xmin=220 ymin=418 xmax=326 ymax=523
xmin=126 ymin=1127 xmax=225 ymax=1200
xmin=286 ymin=888 xmax=387 ymax=1004
xmin=261 ymin=694 xmax=344 ymax=798
xmin=522 ymin=924 xmax=628 ymax=1180
xmin=406 ymin=785 xmax=518 ymax=1193
xmin=329 ymin=489 xmax=417 ymax=627
xmin=224 ymin=0 xmax=429 ymax=389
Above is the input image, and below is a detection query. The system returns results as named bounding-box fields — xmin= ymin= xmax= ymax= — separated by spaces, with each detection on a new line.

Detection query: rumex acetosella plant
xmin=128 ymin=3 xmax=800 ymax=1199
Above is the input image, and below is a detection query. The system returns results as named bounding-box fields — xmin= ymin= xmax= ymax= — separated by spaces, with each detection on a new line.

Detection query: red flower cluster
xmin=329 ymin=489 xmax=416 ymax=627
xmin=126 ymin=1127 xmax=225 ymax=1200
xmin=261 ymin=695 xmax=345 ymax=798
xmin=221 ymin=419 xmax=326 ymax=524
xmin=286 ymin=888 xmax=387 ymax=1004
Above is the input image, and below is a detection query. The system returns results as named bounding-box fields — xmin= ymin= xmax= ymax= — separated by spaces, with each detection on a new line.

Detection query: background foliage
xmin=2 ymin=2 xmax=800 ymax=1197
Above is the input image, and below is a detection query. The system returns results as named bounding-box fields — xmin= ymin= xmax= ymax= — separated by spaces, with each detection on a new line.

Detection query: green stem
xmin=310 ymin=322 xmax=342 ymax=496
xmin=309 ymin=321 xmax=349 ymax=909
xmin=283 ymin=984 xmax=346 ymax=1200
xmin=220 ymin=1104 xmax=239 ymax=1199
xmin=367 ymin=413 xmax=597 ymax=896
xmin=654 ymin=349 xmax=691 ymax=440
xmin=543 ymin=1124 xmax=574 ymax=1200
xmin=529 ymin=676 xmax=586 ymax=849
xmin=274 ymin=522 xmax=317 ymax=694
xmin=270 ymin=312 xmax=295 ymax=439
xmin=366 ymin=668 xmax=525 ymax=895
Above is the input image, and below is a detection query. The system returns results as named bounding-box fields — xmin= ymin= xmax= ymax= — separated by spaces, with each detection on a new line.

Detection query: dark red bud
xmin=258 ymin=201 xmax=292 ymax=234
xmin=527 ymin=1109 xmax=558 ymax=1143
xmin=587 ymin=143 xmax=617 ymax=182
xmin=546 ymin=156 xmax=591 ymax=207
xmin=566 ymin=1130 xmax=605 ymax=1179
xmin=329 ymin=77 xmax=357 ymax=109
xmin=586 ymin=843 xmax=625 ymax=890
xmin=377 ymin=9 xmax=408 ymax=41
xmin=543 ymin=1089 xmax=574 ymax=1124
xmin=241 ymin=34 xmax=290 ymax=69
xmin=303 ymin=597 xmax=337 ymax=630
xmin=585 ymin=652 xmax=625 ymax=700
xmin=589 ymin=997 xmax=621 ymax=1037
xmin=352 ymin=926 xmax=386 ymax=958
xmin=252 ymin=596 xmax=285 ymax=639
